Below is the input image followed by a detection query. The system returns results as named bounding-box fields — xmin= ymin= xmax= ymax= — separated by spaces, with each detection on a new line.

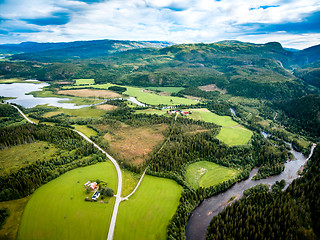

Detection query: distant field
xmin=0 ymin=78 xmax=24 ymax=84
xmin=17 ymin=162 xmax=117 ymax=240
xmin=0 ymin=142 xmax=57 ymax=176
xmin=96 ymin=104 xmax=118 ymax=111
xmin=114 ymin=175 xmax=182 ymax=240
xmin=144 ymin=87 xmax=185 ymax=93
xmin=216 ymin=127 xmax=253 ymax=146
xmin=74 ymin=79 xmax=95 ymax=85
xmin=0 ymin=197 xmax=30 ymax=240
xmin=184 ymin=108 xmax=252 ymax=146
xmin=43 ymin=107 xmax=105 ymax=119
xmin=135 ymin=108 xmax=168 ymax=116
xmin=186 ymin=108 xmax=237 ymax=127
xmin=57 ymin=89 xmax=122 ymax=98
xmin=185 ymin=161 xmax=239 ymax=189
xmin=124 ymin=86 xmax=197 ymax=106
xmin=72 ymin=125 xmax=97 ymax=137
xmin=64 ymin=83 xmax=198 ymax=106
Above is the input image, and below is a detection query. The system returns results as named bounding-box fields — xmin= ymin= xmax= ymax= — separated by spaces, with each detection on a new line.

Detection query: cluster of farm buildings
xmin=167 ymin=110 xmax=190 ymax=116
xmin=84 ymin=181 xmax=100 ymax=200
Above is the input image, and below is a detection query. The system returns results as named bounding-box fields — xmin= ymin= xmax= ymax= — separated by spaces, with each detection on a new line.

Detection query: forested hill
xmin=1 ymin=40 xmax=320 ymax=100
xmin=273 ymin=94 xmax=320 ymax=138
xmin=207 ymin=145 xmax=320 ymax=240
xmin=0 ymin=39 xmax=173 ymax=59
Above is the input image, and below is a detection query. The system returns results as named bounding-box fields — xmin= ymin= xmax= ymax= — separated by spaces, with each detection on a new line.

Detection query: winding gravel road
xmin=8 ymin=103 xmax=122 ymax=240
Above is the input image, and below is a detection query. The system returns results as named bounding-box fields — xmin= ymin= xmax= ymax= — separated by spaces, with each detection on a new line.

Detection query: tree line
xmin=206 ymin=145 xmax=320 ymax=240
xmin=0 ymin=124 xmax=106 ymax=201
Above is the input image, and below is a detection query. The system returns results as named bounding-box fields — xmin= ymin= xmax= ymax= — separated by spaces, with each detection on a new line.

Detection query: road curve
xmin=123 ymin=167 xmax=148 ymax=200
xmin=8 ymin=104 xmax=122 ymax=240
xmin=71 ymin=131 xmax=123 ymax=240
xmin=10 ymin=104 xmax=35 ymax=124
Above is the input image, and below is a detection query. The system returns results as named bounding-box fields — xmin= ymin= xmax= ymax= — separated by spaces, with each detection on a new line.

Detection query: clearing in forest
xmin=186 ymin=108 xmax=252 ymax=146
xmin=216 ymin=127 xmax=253 ymax=146
xmin=96 ymin=104 xmax=118 ymax=111
xmin=103 ymin=124 xmax=167 ymax=165
xmin=17 ymin=162 xmax=117 ymax=240
xmin=0 ymin=142 xmax=57 ymax=176
xmin=185 ymin=161 xmax=239 ymax=189
xmin=186 ymin=108 xmax=237 ymax=127
xmin=43 ymin=107 xmax=105 ymax=119
xmin=114 ymin=175 xmax=182 ymax=240
xmin=57 ymin=89 xmax=122 ymax=98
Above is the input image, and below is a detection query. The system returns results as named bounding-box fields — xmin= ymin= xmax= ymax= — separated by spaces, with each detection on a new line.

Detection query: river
xmin=186 ymin=143 xmax=316 ymax=240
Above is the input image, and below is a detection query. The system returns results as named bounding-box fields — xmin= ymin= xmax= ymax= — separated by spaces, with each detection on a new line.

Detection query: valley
xmin=0 ymin=39 xmax=319 ymax=240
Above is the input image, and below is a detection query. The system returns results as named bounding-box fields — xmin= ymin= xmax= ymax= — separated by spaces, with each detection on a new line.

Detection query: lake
xmin=0 ymin=83 xmax=92 ymax=109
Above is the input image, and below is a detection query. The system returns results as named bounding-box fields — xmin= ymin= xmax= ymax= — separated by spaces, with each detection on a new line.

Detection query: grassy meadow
xmin=185 ymin=161 xmax=239 ymax=189
xmin=17 ymin=162 xmax=117 ymax=240
xmin=114 ymin=175 xmax=182 ymax=240
xmin=0 ymin=142 xmax=58 ymax=176
xmin=185 ymin=108 xmax=252 ymax=146
xmin=216 ymin=127 xmax=253 ymax=146
xmin=43 ymin=106 xmax=105 ymax=119
xmin=74 ymin=79 xmax=95 ymax=85
xmin=144 ymin=87 xmax=185 ymax=93
xmin=72 ymin=125 xmax=97 ymax=137
xmin=186 ymin=108 xmax=238 ymax=127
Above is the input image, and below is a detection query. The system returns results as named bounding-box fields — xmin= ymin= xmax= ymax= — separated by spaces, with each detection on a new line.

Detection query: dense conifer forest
xmin=206 ymin=145 xmax=320 ymax=240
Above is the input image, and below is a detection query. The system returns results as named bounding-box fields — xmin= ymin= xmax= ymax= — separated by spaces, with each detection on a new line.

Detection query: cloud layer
xmin=0 ymin=0 xmax=319 ymax=49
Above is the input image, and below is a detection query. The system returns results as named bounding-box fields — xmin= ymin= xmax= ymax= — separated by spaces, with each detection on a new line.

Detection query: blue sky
xmin=0 ymin=0 xmax=319 ymax=49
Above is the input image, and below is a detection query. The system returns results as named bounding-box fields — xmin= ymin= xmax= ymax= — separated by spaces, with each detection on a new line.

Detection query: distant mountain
xmin=292 ymin=44 xmax=320 ymax=66
xmin=0 ymin=39 xmax=173 ymax=60
xmin=1 ymin=40 xmax=320 ymax=100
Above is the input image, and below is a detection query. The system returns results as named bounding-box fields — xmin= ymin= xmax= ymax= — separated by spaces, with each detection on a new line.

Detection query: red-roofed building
xmin=90 ymin=182 xmax=97 ymax=190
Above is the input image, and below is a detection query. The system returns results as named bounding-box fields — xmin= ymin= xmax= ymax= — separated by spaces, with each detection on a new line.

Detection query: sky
xmin=0 ymin=0 xmax=319 ymax=49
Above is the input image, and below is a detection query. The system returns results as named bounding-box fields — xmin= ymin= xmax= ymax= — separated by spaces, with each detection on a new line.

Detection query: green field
xmin=74 ymin=79 xmax=95 ymax=85
xmin=0 ymin=78 xmax=25 ymax=84
xmin=17 ymin=162 xmax=117 ymax=240
xmin=216 ymin=127 xmax=253 ymax=146
xmin=114 ymin=175 xmax=182 ymax=240
xmin=124 ymin=86 xmax=197 ymax=106
xmin=64 ymin=83 xmax=197 ymax=106
xmin=135 ymin=108 xmax=168 ymax=116
xmin=43 ymin=107 xmax=105 ymax=119
xmin=186 ymin=108 xmax=237 ymax=127
xmin=144 ymin=87 xmax=185 ymax=93
xmin=185 ymin=161 xmax=239 ymax=189
xmin=185 ymin=108 xmax=252 ymax=146
xmin=0 ymin=142 xmax=58 ymax=176
xmin=72 ymin=125 xmax=97 ymax=137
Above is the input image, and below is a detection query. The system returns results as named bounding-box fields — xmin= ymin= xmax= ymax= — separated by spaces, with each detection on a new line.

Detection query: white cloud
xmin=0 ymin=0 xmax=319 ymax=48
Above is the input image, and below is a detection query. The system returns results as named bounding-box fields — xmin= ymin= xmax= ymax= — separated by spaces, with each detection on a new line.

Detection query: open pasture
xmin=114 ymin=175 xmax=182 ymax=240
xmin=17 ymin=162 xmax=117 ymax=240
xmin=186 ymin=108 xmax=237 ymax=127
xmin=216 ymin=127 xmax=253 ymax=146
xmin=185 ymin=161 xmax=239 ymax=189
